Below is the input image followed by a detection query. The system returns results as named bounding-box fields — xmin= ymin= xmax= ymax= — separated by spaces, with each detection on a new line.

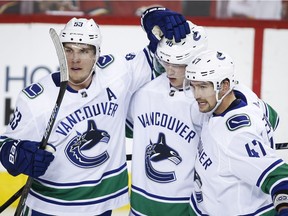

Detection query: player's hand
xmin=141 ymin=7 xmax=191 ymax=53
xmin=0 ymin=139 xmax=55 ymax=178
xmin=278 ymin=208 xmax=288 ymax=216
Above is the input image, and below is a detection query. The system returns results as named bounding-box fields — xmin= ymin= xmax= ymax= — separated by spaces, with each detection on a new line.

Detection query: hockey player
xmin=127 ymin=19 xmax=280 ymax=215
xmin=0 ymin=8 xmax=191 ymax=216
xmin=185 ymin=50 xmax=288 ymax=216
xmin=127 ymin=22 xmax=208 ymax=216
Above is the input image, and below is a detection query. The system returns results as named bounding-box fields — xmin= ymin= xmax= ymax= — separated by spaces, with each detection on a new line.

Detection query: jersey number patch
xmin=9 ymin=107 xmax=22 ymax=130
xmin=245 ymin=139 xmax=267 ymax=158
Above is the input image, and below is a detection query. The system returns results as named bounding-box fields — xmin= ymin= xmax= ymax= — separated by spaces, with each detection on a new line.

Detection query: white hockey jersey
xmin=189 ymin=99 xmax=284 ymax=216
xmin=127 ymin=73 xmax=199 ymax=216
xmin=234 ymin=83 xmax=279 ymax=131
xmin=1 ymin=48 xmax=155 ymax=215
xmin=190 ymin=83 xmax=279 ymax=146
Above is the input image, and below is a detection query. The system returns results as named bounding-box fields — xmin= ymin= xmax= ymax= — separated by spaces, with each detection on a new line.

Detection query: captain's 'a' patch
xmin=226 ymin=114 xmax=251 ymax=131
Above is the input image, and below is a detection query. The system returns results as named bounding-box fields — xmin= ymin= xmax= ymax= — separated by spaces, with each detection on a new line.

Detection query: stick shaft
xmin=14 ymin=28 xmax=68 ymax=216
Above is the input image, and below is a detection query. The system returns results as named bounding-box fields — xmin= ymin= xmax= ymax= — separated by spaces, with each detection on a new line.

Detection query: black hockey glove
xmin=141 ymin=7 xmax=191 ymax=53
xmin=0 ymin=139 xmax=55 ymax=178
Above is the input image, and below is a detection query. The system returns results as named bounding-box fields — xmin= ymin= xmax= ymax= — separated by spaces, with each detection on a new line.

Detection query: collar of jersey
xmin=52 ymin=71 xmax=93 ymax=93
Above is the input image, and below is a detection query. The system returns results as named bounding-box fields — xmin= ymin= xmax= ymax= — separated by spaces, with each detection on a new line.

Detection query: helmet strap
xmin=210 ymin=87 xmax=234 ymax=115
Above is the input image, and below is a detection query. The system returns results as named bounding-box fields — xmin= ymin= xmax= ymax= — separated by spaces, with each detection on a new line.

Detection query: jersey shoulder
xmin=132 ymin=74 xmax=168 ymax=102
xmin=233 ymin=83 xmax=258 ymax=105
xmin=96 ymin=49 xmax=151 ymax=77
xmin=140 ymin=73 xmax=168 ymax=91
xmin=20 ymin=72 xmax=59 ymax=107
xmin=224 ymin=103 xmax=264 ymax=133
xmin=234 ymin=83 xmax=279 ymax=130
xmin=97 ymin=48 xmax=150 ymax=69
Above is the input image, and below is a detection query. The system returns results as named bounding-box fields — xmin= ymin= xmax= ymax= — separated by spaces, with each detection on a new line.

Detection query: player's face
xmin=160 ymin=60 xmax=186 ymax=88
xmin=64 ymin=43 xmax=96 ymax=89
xmin=190 ymin=81 xmax=217 ymax=113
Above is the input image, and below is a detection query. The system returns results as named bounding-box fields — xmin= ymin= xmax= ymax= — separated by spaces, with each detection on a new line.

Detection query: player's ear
xmin=220 ymin=79 xmax=230 ymax=94
xmin=226 ymin=79 xmax=231 ymax=89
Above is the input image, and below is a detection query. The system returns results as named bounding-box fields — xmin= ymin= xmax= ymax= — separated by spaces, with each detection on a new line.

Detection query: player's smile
xmin=196 ymin=100 xmax=208 ymax=111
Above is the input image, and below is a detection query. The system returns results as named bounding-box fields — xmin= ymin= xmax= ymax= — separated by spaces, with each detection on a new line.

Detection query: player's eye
xmin=64 ymin=47 xmax=72 ymax=53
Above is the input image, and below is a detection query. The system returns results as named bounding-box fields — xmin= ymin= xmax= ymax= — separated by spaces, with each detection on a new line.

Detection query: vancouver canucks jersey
xmin=127 ymin=73 xmax=199 ymax=216
xmin=1 ymin=48 xmax=155 ymax=215
xmin=234 ymin=83 xmax=279 ymax=131
xmin=189 ymin=99 xmax=287 ymax=216
xmin=190 ymin=82 xmax=280 ymax=144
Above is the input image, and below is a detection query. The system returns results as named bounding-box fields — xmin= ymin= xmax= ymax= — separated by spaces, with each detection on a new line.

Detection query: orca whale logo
xmin=217 ymin=51 xmax=226 ymax=60
xmin=65 ymin=120 xmax=110 ymax=168
xmin=145 ymin=132 xmax=182 ymax=183
xmin=193 ymin=31 xmax=201 ymax=41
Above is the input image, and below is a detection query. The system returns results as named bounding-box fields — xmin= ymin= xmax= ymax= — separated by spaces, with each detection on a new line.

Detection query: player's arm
xmin=270 ymin=181 xmax=288 ymax=215
xmin=262 ymin=166 xmax=288 ymax=215
xmin=125 ymin=98 xmax=134 ymax=139
xmin=228 ymin=138 xmax=288 ymax=215
xmin=226 ymin=115 xmax=288 ymax=215
xmin=258 ymin=99 xmax=279 ymax=131
xmin=234 ymin=83 xmax=280 ymax=131
xmin=141 ymin=7 xmax=190 ymax=53
xmin=125 ymin=99 xmax=134 ymax=139
xmin=0 ymin=91 xmax=55 ymax=178
xmin=277 ymin=207 xmax=288 ymax=216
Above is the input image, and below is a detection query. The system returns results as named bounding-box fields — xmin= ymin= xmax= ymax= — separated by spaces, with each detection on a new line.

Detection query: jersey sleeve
xmin=125 ymin=92 xmax=137 ymax=139
xmin=226 ymin=113 xmax=281 ymax=189
xmin=258 ymin=99 xmax=280 ymax=131
xmin=3 ymin=90 xmax=44 ymax=141
xmin=125 ymin=47 xmax=155 ymax=93
xmin=124 ymin=47 xmax=154 ymax=138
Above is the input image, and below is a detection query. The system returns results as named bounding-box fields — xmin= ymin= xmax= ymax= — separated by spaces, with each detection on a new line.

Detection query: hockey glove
xmin=278 ymin=208 xmax=288 ymax=216
xmin=0 ymin=139 xmax=54 ymax=178
xmin=141 ymin=7 xmax=191 ymax=53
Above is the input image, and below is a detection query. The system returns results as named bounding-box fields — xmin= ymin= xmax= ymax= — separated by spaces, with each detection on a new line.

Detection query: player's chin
xmin=70 ymin=68 xmax=83 ymax=74
xmin=169 ymin=78 xmax=181 ymax=86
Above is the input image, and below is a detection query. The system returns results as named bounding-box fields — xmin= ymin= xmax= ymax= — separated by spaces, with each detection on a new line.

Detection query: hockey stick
xmin=1 ymin=152 xmax=130 ymax=212
xmin=1 ymin=140 xmax=287 ymax=211
xmin=0 ymin=187 xmax=23 ymax=213
xmin=3 ymin=153 xmax=132 ymax=212
xmin=11 ymin=28 xmax=69 ymax=216
xmin=276 ymin=142 xmax=288 ymax=150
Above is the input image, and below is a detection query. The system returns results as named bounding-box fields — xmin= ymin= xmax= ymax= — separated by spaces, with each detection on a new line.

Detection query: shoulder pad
xmin=97 ymin=54 xmax=114 ymax=68
xmin=226 ymin=114 xmax=251 ymax=131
